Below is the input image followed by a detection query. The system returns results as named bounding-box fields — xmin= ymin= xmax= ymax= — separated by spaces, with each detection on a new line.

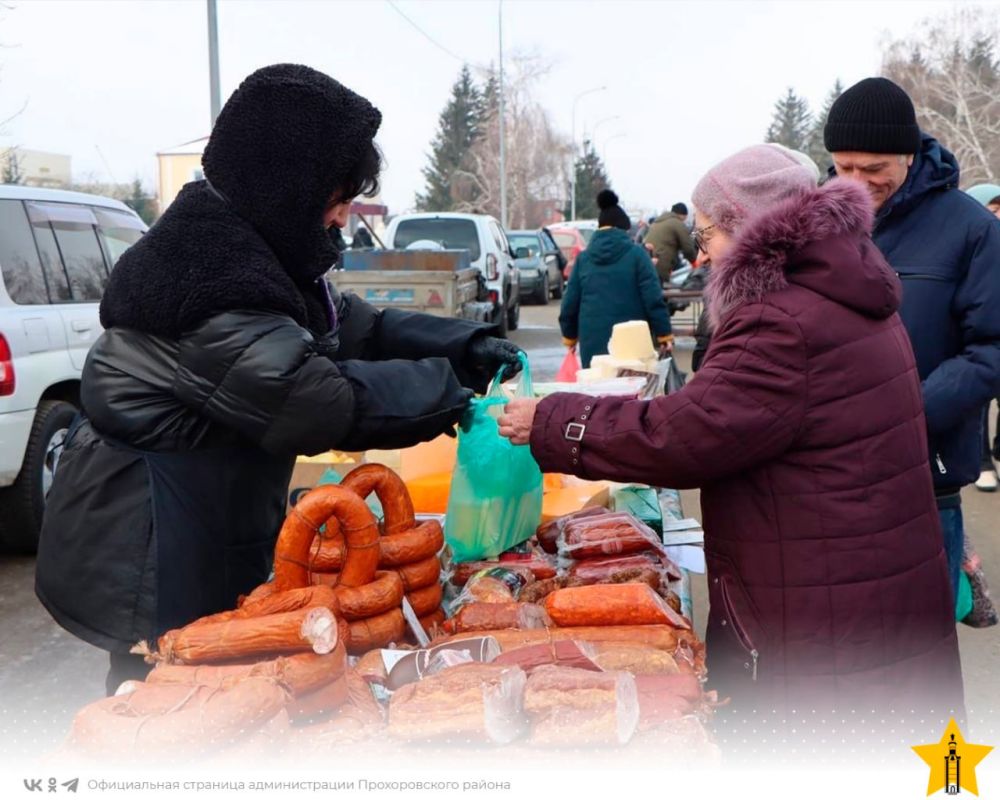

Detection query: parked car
xmin=0 ymin=185 xmax=147 ymax=552
xmin=384 ymin=212 xmax=520 ymax=335
xmin=559 ymin=219 xmax=599 ymax=244
xmin=508 ymin=228 xmax=567 ymax=304
xmin=550 ymin=226 xmax=591 ymax=279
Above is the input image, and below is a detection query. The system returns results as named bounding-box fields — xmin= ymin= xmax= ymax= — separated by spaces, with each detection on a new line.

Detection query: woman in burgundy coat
xmin=499 ymin=145 xmax=964 ymax=724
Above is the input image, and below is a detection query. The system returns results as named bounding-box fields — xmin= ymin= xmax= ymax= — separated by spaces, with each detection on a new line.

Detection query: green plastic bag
xmin=445 ymin=354 xmax=543 ymax=561
xmin=956 ymin=570 xmax=973 ymax=622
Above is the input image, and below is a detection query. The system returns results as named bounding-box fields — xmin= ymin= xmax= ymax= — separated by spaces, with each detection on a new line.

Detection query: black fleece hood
xmin=203 ymin=63 xmax=382 ymax=284
xmin=100 ymin=65 xmax=381 ymax=339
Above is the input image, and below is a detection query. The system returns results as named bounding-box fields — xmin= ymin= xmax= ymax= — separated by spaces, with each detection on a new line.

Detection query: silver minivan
xmin=0 ymin=185 xmax=146 ymax=552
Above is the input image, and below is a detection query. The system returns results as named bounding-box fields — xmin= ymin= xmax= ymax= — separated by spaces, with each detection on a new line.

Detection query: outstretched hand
xmin=467 ymin=336 xmax=524 ymax=379
xmin=497 ymin=398 xmax=540 ymax=446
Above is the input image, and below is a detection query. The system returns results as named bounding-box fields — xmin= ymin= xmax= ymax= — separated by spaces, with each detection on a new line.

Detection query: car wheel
xmin=0 ymin=400 xmax=77 ymax=554
xmin=507 ymin=298 xmax=520 ymax=331
xmin=533 ymin=273 xmax=549 ymax=305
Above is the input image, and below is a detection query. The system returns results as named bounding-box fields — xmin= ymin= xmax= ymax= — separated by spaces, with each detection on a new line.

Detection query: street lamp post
xmin=587 ymin=115 xmax=620 ymax=146
xmin=570 ymin=86 xmax=606 ymax=220
xmin=207 ymin=0 xmax=221 ymax=126
xmin=601 ymin=133 xmax=628 ymax=165
xmin=498 ymin=0 xmax=507 ymax=228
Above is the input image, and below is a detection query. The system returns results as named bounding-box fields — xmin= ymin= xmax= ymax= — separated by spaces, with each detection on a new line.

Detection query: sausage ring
xmin=273 ymin=485 xmax=379 ymax=590
xmin=334 ymin=570 xmax=405 ymax=622
xmin=341 ymin=464 xmax=416 ymax=536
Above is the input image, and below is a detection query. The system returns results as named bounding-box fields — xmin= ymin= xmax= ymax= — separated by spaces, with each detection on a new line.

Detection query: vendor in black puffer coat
xmin=35 ymin=64 xmax=521 ymax=695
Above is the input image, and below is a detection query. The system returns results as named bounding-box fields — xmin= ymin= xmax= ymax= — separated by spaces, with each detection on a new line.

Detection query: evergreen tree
xmin=123 ymin=177 xmax=158 ymax=225
xmin=765 ymin=88 xmax=813 ymax=152
xmin=2 ymin=148 xmax=24 ymax=184
xmin=566 ymin=141 xmax=611 ymax=220
xmin=416 ymin=65 xmax=483 ymax=211
xmin=478 ymin=69 xmax=500 ymax=125
xmin=807 ymin=79 xmax=843 ymax=176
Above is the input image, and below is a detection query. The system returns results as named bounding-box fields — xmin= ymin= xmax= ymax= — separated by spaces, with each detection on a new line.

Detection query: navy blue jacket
xmin=867 ymin=134 xmax=1000 ymax=494
xmin=559 ymin=227 xmax=672 ymax=367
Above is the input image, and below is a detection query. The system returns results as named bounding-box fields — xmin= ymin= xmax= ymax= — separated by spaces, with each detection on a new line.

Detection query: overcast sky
xmin=0 ymin=0 xmax=990 ymax=215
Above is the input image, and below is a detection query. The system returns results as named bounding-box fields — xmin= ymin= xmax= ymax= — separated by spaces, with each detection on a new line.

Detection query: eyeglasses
xmin=693 ymin=224 xmax=716 ymax=255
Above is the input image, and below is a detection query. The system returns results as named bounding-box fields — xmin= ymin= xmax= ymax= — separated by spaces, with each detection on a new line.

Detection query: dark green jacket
xmin=559 ymin=227 xmax=671 ymax=367
xmin=645 ymin=213 xmax=697 ymax=283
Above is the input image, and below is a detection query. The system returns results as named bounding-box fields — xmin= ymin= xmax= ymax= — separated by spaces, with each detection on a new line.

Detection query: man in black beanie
xmin=825 ymin=77 xmax=1000 ymax=609
xmin=644 ymin=200 xmax=697 ymax=285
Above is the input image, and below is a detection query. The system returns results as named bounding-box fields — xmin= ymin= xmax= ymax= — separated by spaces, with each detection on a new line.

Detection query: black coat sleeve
xmin=173 ymin=310 xmax=471 ymax=455
xmin=333 ymin=290 xmax=498 ymax=392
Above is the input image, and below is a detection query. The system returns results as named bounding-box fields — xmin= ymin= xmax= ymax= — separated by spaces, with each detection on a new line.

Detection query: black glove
xmin=442 ymin=389 xmax=475 ymax=437
xmin=466 ymin=336 xmax=524 ymax=380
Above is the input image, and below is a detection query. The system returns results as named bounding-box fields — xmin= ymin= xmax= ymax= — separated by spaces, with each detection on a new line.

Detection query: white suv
xmin=384 ymin=212 xmax=520 ymax=336
xmin=0 ymin=185 xmax=146 ymax=552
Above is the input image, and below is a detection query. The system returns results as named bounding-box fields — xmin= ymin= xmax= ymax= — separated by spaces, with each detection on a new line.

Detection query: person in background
xmin=825 ymin=78 xmax=1000 ymax=601
xmin=634 ymin=215 xmax=656 ymax=244
xmin=559 ymin=189 xmax=671 ymax=367
xmin=498 ymin=144 xmax=963 ymax=723
xmin=644 ymin=202 xmax=698 ymax=285
xmin=351 ymin=225 xmax=374 ymax=248
xmin=965 ymin=183 xmax=1000 ymax=491
xmin=35 ymin=64 xmax=521 ymax=696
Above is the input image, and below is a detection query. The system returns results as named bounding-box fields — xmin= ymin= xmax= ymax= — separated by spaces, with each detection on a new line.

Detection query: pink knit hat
xmin=692 ymin=144 xmax=818 ymax=233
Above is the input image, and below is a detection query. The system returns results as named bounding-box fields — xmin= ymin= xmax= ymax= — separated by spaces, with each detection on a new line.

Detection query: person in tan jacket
xmin=644 ymin=202 xmax=697 ymax=284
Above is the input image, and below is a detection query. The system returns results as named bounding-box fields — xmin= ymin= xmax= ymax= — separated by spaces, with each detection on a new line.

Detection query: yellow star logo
xmin=912 ymin=718 xmax=993 ymax=796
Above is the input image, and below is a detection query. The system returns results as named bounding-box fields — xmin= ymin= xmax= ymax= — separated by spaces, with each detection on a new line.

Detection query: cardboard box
xmin=286 ymin=451 xmax=364 ymax=511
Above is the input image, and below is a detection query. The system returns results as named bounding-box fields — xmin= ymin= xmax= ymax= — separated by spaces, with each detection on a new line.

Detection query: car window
xmin=552 ymin=232 xmax=577 ymax=248
xmin=393 ymin=218 xmax=481 ymax=261
xmin=508 ymin=234 xmax=541 ymax=256
xmin=26 ymin=202 xmax=107 ymax=302
xmin=579 ymin=228 xmax=596 ymax=245
xmin=27 ymin=221 xmax=73 ymax=304
xmin=540 ymin=230 xmax=557 ymax=252
xmin=94 ymin=207 xmax=145 ymax=266
xmin=489 ymin=222 xmax=509 ymax=254
xmin=0 ymin=199 xmax=50 ymax=305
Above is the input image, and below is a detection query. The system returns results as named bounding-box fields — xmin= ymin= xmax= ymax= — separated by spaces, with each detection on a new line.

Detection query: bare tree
xmin=882 ymin=6 xmax=1000 ymax=185
xmin=453 ymin=52 xmax=572 ymax=228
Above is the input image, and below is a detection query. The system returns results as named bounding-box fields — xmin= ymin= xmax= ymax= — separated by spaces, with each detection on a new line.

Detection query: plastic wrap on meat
xmin=558 ymin=513 xmax=662 ymax=561
xmin=442 ymin=602 xmax=550 ymax=635
xmin=523 ymin=665 xmax=638 ymax=746
xmin=492 ymin=640 xmax=601 ymax=674
xmin=544 ymin=584 xmax=692 ymax=629
xmin=387 ymin=663 xmax=527 ymax=744
xmin=535 ymin=507 xmax=611 ymax=554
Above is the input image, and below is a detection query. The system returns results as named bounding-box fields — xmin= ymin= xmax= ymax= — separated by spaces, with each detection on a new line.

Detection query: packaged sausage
xmin=567 ymin=552 xmax=681 ymax=584
xmin=634 ymin=673 xmax=704 ymax=729
xmin=587 ymin=642 xmax=681 ymax=675
xmin=452 ymin=566 xmax=534 ymax=609
xmin=497 ymin=550 xmax=558 ymax=581
xmin=492 ymin=640 xmax=601 ymax=674
xmin=442 ymin=602 xmax=550 ymax=635
xmin=558 ymin=513 xmax=662 ymax=561
xmin=535 ymin=507 xmax=611 ymax=554
xmin=544 ymin=584 xmax=692 ymax=630
xmin=451 ymin=553 xmax=556 ymax=586
xmin=387 ymin=663 xmax=527 ymax=744
xmin=523 ymin=666 xmax=639 ymax=747
xmin=517 ymin=576 xmax=570 ymax=604
xmin=384 ymin=636 xmax=501 ymax=691
xmin=69 ymin=677 xmax=289 ymax=760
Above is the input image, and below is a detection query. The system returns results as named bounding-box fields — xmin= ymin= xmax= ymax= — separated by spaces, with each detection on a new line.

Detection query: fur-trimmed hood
xmin=706 ymin=179 xmax=901 ymax=329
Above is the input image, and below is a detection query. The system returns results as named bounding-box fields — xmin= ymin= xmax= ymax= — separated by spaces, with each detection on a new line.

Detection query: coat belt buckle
xmin=565 ymin=422 xmax=586 ymax=442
